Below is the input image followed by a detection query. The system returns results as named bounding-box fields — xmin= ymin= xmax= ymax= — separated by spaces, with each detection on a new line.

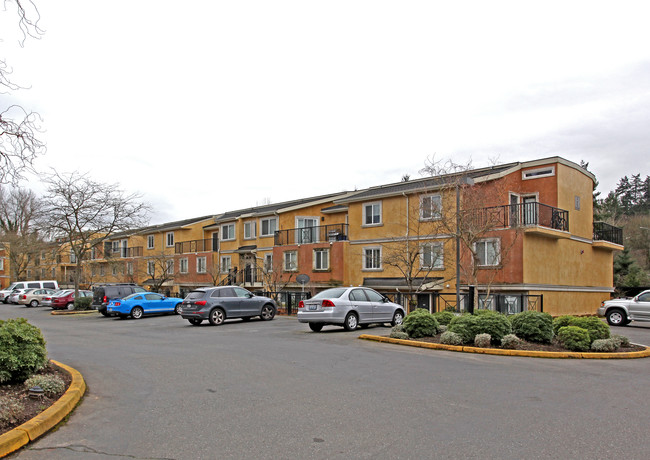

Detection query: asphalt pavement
xmin=2 ymin=305 xmax=650 ymax=460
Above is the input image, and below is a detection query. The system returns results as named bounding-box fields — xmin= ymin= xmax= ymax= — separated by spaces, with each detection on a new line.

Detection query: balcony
xmin=472 ymin=202 xmax=570 ymax=237
xmin=175 ymin=238 xmax=218 ymax=254
xmin=593 ymin=222 xmax=624 ymax=249
xmin=274 ymin=223 xmax=349 ymax=246
xmin=105 ymin=247 xmax=143 ymax=258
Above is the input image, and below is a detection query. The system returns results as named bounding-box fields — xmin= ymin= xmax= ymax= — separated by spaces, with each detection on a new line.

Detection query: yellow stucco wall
xmin=556 ymin=163 xmax=594 ymax=239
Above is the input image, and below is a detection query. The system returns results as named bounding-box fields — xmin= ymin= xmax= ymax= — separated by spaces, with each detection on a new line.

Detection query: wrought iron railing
xmin=469 ymin=202 xmax=569 ymax=232
xmin=274 ymin=223 xmax=349 ymax=246
xmin=593 ymin=222 xmax=623 ymax=245
xmin=175 ymin=239 xmax=218 ymax=254
xmin=217 ymin=266 xmax=264 ymax=286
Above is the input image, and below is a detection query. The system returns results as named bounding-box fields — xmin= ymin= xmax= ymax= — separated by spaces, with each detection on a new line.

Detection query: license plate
xmin=309 ymin=305 xmax=317 ymax=311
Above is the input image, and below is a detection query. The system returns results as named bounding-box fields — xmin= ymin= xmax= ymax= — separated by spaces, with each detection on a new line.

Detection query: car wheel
xmin=343 ymin=312 xmax=358 ymax=331
xmin=260 ymin=304 xmax=276 ymax=321
xmin=391 ymin=310 xmax=404 ymax=327
xmin=131 ymin=306 xmax=144 ymax=319
xmin=309 ymin=322 xmax=324 ymax=332
xmin=174 ymin=303 xmax=182 ymax=315
xmin=606 ymin=309 xmax=627 ymax=326
xmin=208 ymin=308 xmax=225 ymax=326
xmin=189 ymin=318 xmax=202 ymax=326
xmin=30 ymin=300 xmax=39 ymax=308
xmin=66 ymin=303 xmax=75 ymax=310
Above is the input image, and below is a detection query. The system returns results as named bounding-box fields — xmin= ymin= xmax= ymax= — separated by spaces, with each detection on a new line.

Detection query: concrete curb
xmin=51 ymin=310 xmax=99 ymax=316
xmin=0 ymin=360 xmax=86 ymax=458
xmin=358 ymin=334 xmax=650 ymax=359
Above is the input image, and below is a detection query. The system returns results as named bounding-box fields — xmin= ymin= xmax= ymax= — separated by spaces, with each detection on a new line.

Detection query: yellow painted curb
xmin=51 ymin=310 xmax=98 ymax=316
xmin=358 ymin=334 xmax=650 ymax=359
xmin=0 ymin=360 xmax=86 ymax=458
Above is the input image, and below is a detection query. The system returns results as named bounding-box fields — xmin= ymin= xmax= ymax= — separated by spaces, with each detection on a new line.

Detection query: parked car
xmin=92 ymin=283 xmax=148 ymax=316
xmin=598 ymin=290 xmax=650 ymax=326
xmin=6 ymin=289 xmax=28 ymax=304
xmin=51 ymin=290 xmax=92 ymax=310
xmin=106 ymin=292 xmax=184 ymax=319
xmin=179 ymin=286 xmax=277 ymax=326
xmin=41 ymin=290 xmax=65 ymax=308
xmin=297 ymin=287 xmax=405 ymax=332
xmin=17 ymin=288 xmax=58 ymax=307
xmin=0 ymin=280 xmax=59 ymax=303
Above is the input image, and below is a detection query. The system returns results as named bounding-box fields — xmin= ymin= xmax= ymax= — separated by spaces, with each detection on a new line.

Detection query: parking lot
xmin=3 ymin=305 xmax=650 ymax=460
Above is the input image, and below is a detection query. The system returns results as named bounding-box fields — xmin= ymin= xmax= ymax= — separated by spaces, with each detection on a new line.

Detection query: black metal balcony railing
xmin=175 ymin=238 xmax=218 ymax=254
xmin=217 ymin=266 xmax=263 ymax=286
xmin=275 ymin=223 xmax=349 ymax=246
xmin=593 ymin=222 xmax=623 ymax=245
xmin=105 ymin=247 xmax=143 ymax=258
xmin=470 ymin=202 xmax=569 ymax=232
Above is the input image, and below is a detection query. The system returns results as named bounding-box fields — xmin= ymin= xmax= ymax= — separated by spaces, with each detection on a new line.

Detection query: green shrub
xmin=438 ymin=325 xmax=448 ymax=334
xmin=0 ymin=318 xmax=48 ymax=383
xmin=432 ymin=311 xmax=455 ymax=326
xmin=474 ymin=333 xmax=492 ymax=348
xmin=474 ymin=309 xmax=497 ymax=316
xmin=568 ymin=317 xmax=610 ymax=343
xmin=590 ymin=338 xmax=619 ymax=352
xmin=24 ymin=374 xmax=66 ymax=396
xmin=74 ymin=296 xmax=93 ymax=311
xmin=612 ymin=334 xmax=630 ymax=348
xmin=402 ymin=309 xmax=439 ymax=338
xmin=0 ymin=396 xmax=24 ymax=425
xmin=448 ymin=315 xmax=480 ymax=344
xmin=440 ymin=331 xmax=463 ymax=346
xmin=510 ymin=311 xmax=554 ymax=344
xmin=501 ymin=334 xmax=522 ymax=349
xmin=553 ymin=315 xmax=575 ymax=335
xmin=475 ymin=312 xmax=512 ymax=344
xmin=557 ymin=326 xmax=591 ymax=352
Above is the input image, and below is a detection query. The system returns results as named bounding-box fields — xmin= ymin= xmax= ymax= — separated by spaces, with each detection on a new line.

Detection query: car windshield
xmin=311 ymin=288 xmax=347 ymax=299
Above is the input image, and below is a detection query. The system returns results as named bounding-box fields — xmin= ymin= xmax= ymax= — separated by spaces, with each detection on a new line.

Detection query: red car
xmin=50 ymin=290 xmax=92 ymax=310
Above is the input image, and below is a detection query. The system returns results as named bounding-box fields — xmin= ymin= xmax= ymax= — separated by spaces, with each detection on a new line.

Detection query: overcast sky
xmin=2 ymin=1 xmax=649 ymax=224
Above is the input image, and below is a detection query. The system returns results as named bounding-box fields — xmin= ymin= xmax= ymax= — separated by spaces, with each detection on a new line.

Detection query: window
xmin=421 ymin=242 xmax=444 ymax=269
xmin=522 ymin=166 xmax=555 ymax=180
xmin=112 ymin=265 xmax=118 ymax=276
xmin=166 ymin=260 xmax=174 ymax=274
xmin=284 ymin=251 xmax=298 ymax=271
xmin=197 ymin=256 xmax=207 ymax=273
xmin=221 ymin=224 xmax=235 ymax=241
xmin=0 ymin=259 xmax=4 ymax=270
xmin=420 ymin=194 xmax=442 ymax=220
xmin=180 ymin=258 xmax=188 ymax=274
xmin=363 ymin=202 xmax=382 ymax=226
xmin=91 ymin=247 xmax=97 ymax=260
xmin=221 ymin=256 xmax=231 ymax=273
xmin=475 ymin=238 xmax=500 ymax=266
xmin=127 ymin=262 xmax=133 ymax=275
xmin=147 ymin=261 xmax=155 ymax=276
xmin=260 ymin=217 xmax=278 ymax=237
xmin=313 ymin=248 xmax=329 ymax=270
xmin=166 ymin=232 xmax=175 ymax=247
xmin=264 ymin=253 xmax=273 ymax=272
xmin=147 ymin=235 xmax=155 ymax=249
xmin=296 ymin=217 xmax=319 ymax=243
xmin=244 ymin=221 xmax=256 ymax=240
xmin=363 ymin=247 xmax=382 ymax=270
xmin=100 ymin=265 xmax=105 ymax=276
xmin=575 ymin=196 xmax=581 ymax=211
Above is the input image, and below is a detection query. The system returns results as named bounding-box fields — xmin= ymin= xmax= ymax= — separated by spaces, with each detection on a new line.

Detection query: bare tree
xmin=141 ymin=251 xmax=175 ymax=293
xmin=39 ymin=171 xmax=150 ymax=297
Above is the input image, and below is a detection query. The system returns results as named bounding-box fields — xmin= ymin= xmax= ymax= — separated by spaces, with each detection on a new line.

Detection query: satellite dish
xmin=296 ymin=274 xmax=310 ymax=285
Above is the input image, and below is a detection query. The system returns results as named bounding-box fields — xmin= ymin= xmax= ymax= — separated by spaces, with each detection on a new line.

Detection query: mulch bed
xmin=405 ymin=334 xmax=646 ymax=353
xmin=0 ymin=363 xmax=72 ymax=435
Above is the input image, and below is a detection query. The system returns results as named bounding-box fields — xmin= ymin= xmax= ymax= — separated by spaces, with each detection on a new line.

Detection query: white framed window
xmin=112 ymin=265 xmax=118 ymax=276
xmin=244 ymin=221 xmax=256 ymax=240
xmin=296 ymin=217 xmax=319 ymax=243
xmin=420 ymin=242 xmax=444 ymax=269
xmin=284 ymin=250 xmax=298 ymax=271
xmin=166 ymin=232 xmax=175 ymax=247
xmin=420 ymin=194 xmax=442 ymax=221
xmin=127 ymin=262 xmax=133 ymax=275
xmin=70 ymin=249 xmax=77 ymax=264
xmin=221 ymin=223 xmax=235 ymax=241
xmin=313 ymin=248 xmax=330 ymax=271
xmin=522 ymin=166 xmax=555 ymax=180
xmin=475 ymin=238 xmax=501 ymax=266
xmin=91 ymin=247 xmax=97 ymax=260
xmin=180 ymin=258 xmax=188 ymax=274
xmin=166 ymin=259 xmax=174 ymax=274
xmin=147 ymin=261 xmax=155 ymax=276
xmin=221 ymin=256 xmax=232 ymax=273
xmin=147 ymin=235 xmax=155 ymax=249
xmin=363 ymin=247 xmax=382 ymax=270
xmin=0 ymin=259 xmax=4 ymax=271
xmin=260 ymin=217 xmax=278 ymax=237
xmin=197 ymin=257 xmax=207 ymax=273
xmin=100 ymin=265 xmax=105 ymax=276
xmin=264 ymin=253 xmax=273 ymax=272
xmin=363 ymin=202 xmax=382 ymax=226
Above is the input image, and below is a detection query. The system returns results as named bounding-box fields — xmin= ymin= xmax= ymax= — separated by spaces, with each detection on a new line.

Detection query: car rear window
xmin=312 ymin=288 xmax=347 ymax=299
xmin=187 ymin=291 xmax=207 ymax=300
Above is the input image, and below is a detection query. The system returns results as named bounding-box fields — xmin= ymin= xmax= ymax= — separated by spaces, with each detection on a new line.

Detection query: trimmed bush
xmin=501 ymin=334 xmax=522 ymax=349
xmin=432 ymin=311 xmax=455 ymax=326
xmin=557 ymin=326 xmax=591 ymax=352
xmin=612 ymin=334 xmax=631 ymax=348
xmin=568 ymin=317 xmax=610 ymax=343
xmin=591 ymin=338 xmax=619 ymax=352
xmin=553 ymin=315 xmax=575 ymax=335
xmin=474 ymin=312 xmax=512 ymax=344
xmin=402 ymin=309 xmax=439 ymax=338
xmin=0 ymin=318 xmax=48 ymax=383
xmin=25 ymin=374 xmax=66 ymax=397
xmin=438 ymin=325 xmax=448 ymax=334
xmin=510 ymin=311 xmax=554 ymax=344
xmin=440 ymin=331 xmax=463 ymax=346
xmin=0 ymin=396 xmax=24 ymax=425
xmin=448 ymin=314 xmax=480 ymax=344
xmin=74 ymin=296 xmax=93 ymax=311
xmin=474 ymin=333 xmax=492 ymax=348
